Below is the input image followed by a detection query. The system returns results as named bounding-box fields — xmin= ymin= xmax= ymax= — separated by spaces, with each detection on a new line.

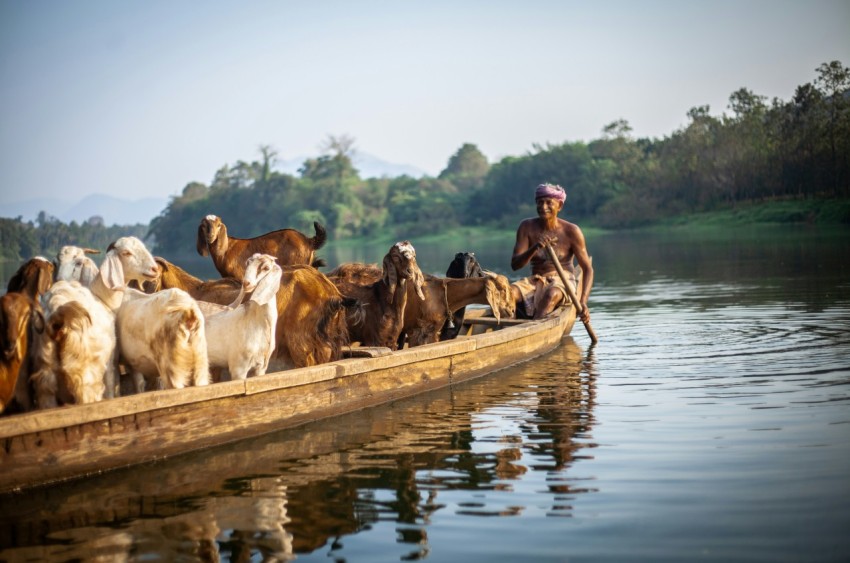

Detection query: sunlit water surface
xmin=1 ymin=227 xmax=848 ymax=562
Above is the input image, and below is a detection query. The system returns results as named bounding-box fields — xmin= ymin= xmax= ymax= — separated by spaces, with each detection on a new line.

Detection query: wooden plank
xmin=245 ymin=364 xmax=340 ymax=394
xmin=0 ymin=381 xmax=247 ymax=438
xmin=342 ymin=346 xmax=394 ymax=358
xmin=462 ymin=317 xmax=529 ymax=327
xmin=333 ymin=338 xmax=475 ymax=377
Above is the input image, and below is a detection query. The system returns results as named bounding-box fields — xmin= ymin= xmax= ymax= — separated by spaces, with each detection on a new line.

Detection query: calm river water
xmin=1 ymin=226 xmax=849 ymax=562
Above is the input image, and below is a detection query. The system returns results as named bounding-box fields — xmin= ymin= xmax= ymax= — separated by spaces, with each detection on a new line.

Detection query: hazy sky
xmin=1 ymin=0 xmax=848 ymax=205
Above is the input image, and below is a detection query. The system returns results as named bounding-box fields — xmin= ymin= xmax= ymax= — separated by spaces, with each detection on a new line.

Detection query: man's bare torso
xmin=517 ymin=217 xmax=577 ymax=276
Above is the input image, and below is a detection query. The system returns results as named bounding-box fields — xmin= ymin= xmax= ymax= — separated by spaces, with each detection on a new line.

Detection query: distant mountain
xmin=60 ymin=194 xmax=169 ymax=226
xmin=0 ymin=194 xmax=169 ymax=226
xmin=277 ymin=151 xmax=429 ymax=179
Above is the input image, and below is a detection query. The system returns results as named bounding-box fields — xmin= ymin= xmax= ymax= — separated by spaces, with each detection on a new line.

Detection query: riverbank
xmin=652 ymin=197 xmax=850 ymax=230
xmin=332 ymin=198 xmax=849 ymax=248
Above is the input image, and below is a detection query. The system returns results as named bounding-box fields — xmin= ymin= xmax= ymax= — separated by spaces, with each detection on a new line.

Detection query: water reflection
xmin=0 ymin=337 xmax=594 ymax=561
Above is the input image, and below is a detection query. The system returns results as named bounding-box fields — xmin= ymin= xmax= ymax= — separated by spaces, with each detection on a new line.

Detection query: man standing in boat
xmin=510 ymin=182 xmax=594 ymax=321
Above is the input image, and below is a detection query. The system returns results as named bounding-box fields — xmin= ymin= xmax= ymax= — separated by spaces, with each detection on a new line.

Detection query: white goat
xmin=90 ymin=237 xmax=210 ymax=392
xmin=30 ymin=280 xmax=118 ymax=408
xmin=54 ymin=245 xmax=100 ymax=286
xmin=205 ymin=254 xmax=282 ymax=380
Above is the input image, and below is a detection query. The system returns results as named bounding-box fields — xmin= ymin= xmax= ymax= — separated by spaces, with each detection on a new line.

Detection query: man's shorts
xmin=512 ymin=273 xmax=575 ymax=318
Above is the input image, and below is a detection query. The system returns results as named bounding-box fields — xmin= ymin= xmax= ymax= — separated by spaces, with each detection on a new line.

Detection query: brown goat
xmin=402 ymin=274 xmax=516 ymax=347
xmin=145 ymin=257 xmax=352 ymax=369
xmin=196 ymin=215 xmax=327 ymax=279
xmin=328 ymin=241 xmax=426 ymax=350
xmin=272 ymin=265 xmax=355 ymax=369
xmin=6 ymin=257 xmax=55 ymax=302
xmin=332 ymin=264 xmax=515 ymax=348
xmin=0 ymin=292 xmax=41 ymax=414
xmin=147 ymin=257 xmax=244 ymax=306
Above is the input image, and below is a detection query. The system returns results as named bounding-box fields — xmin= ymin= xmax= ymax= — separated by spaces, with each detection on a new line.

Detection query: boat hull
xmin=0 ymin=307 xmax=575 ymax=493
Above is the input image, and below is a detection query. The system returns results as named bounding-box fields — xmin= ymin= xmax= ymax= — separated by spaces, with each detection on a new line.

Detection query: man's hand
xmin=536 ymin=233 xmax=558 ymax=250
xmin=579 ymin=303 xmax=591 ymax=324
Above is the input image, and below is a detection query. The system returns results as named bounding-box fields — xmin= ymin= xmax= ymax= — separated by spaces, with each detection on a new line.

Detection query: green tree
xmin=814 ymin=60 xmax=850 ymax=195
xmin=299 ymin=135 xmax=361 ymax=237
xmin=439 ymin=143 xmax=490 ymax=190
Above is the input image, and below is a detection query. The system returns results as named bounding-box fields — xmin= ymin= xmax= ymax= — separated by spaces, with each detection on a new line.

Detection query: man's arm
xmin=511 ymin=223 xmax=536 ymax=271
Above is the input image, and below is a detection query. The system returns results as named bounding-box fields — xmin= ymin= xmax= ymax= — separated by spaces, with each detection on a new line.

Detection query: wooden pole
xmin=543 ymin=243 xmax=598 ymax=344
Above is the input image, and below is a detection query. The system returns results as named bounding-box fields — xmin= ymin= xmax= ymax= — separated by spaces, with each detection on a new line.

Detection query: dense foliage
xmin=0 ymin=213 xmax=146 ymax=261
xmin=3 ymin=61 xmax=848 ymax=261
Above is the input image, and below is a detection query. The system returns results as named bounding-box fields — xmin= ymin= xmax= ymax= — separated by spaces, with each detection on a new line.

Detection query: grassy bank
xmin=654 ymin=198 xmax=850 ymax=230
xmin=332 ymin=225 xmax=520 ymax=248
xmin=322 ymin=199 xmax=850 ymax=248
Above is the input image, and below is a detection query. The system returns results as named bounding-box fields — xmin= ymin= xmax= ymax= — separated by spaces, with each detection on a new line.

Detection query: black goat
xmin=439 ymin=252 xmax=484 ymax=341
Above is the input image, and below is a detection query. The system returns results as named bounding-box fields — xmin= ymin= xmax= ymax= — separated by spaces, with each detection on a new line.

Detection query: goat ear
xmin=100 ymin=251 xmax=125 ymax=290
xmin=249 ymin=266 xmax=280 ymax=306
xmin=38 ymin=264 xmax=54 ymax=296
xmin=83 ymin=248 xmax=100 ymax=255
xmin=383 ymin=254 xmax=397 ymax=303
xmin=196 ymin=224 xmax=209 ymax=257
xmin=412 ymin=267 xmax=426 ymax=301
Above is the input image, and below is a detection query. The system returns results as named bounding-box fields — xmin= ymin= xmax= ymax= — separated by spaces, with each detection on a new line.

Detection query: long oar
xmin=543 ymin=243 xmax=598 ymax=344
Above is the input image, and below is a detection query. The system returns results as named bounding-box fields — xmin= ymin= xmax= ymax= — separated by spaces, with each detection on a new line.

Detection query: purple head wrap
xmin=535 ymin=183 xmax=566 ymax=203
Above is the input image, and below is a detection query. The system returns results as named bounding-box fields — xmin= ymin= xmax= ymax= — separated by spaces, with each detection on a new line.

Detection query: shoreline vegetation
xmin=1 ymin=59 xmax=848 ymax=261
xmin=336 ymin=198 xmax=850 ymax=248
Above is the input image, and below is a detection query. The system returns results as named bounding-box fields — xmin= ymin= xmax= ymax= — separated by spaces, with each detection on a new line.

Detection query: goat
xmin=334 ymin=262 xmax=514 ymax=348
xmin=89 ymin=236 xmax=161 ymax=312
xmin=143 ymin=256 xmax=352 ymax=369
xmin=440 ymin=252 xmax=485 ymax=341
xmin=29 ymin=280 xmax=118 ymax=407
xmin=147 ymin=257 xmax=243 ymax=304
xmin=54 ymin=245 xmax=100 ymax=286
xmin=117 ymin=289 xmax=210 ymax=391
xmin=205 ymin=254 xmax=281 ymax=380
xmin=438 ymin=274 xmax=514 ymax=340
xmin=271 ymin=265 xmax=355 ymax=369
xmin=0 ymin=292 xmax=42 ymax=414
xmin=328 ymin=241 xmax=426 ymax=350
xmin=196 ymin=215 xmax=327 ymax=279
xmin=93 ymin=236 xmax=209 ymax=392
xmin=6 ymin=257 xmax=54 ymax=301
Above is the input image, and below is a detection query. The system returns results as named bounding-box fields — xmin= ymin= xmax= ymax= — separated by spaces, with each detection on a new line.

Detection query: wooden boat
xmin=0 ymin=305 xmax=576 ymax=494
xmin=0 ymin=337 xmax=590 ymax=559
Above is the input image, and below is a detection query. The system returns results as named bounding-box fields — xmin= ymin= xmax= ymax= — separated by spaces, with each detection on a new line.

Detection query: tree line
xmin=0 ymin=212 xmax=146 ymax=262
xmin=3 ymin=60 xmax=848 ymax=261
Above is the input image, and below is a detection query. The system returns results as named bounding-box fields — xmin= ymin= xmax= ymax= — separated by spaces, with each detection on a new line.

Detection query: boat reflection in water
xmin=0 ymin=337 xmax=596 ymax=561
